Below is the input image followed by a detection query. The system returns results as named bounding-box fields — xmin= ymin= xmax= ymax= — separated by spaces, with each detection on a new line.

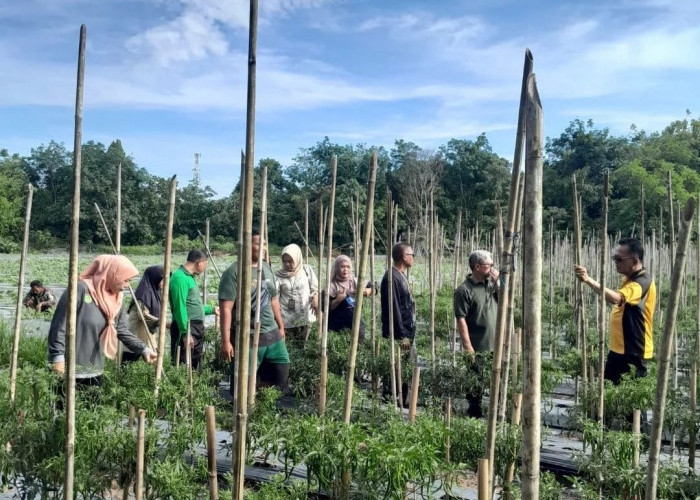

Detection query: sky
xmin=1 ymin=0 xmax=699 ymax=197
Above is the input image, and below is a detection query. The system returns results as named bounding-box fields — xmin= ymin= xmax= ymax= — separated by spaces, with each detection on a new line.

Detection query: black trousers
xmin=604 ymin=351 xmax=647 ymax=385
xmin=170 ymin=320 xmax=205 ymax=369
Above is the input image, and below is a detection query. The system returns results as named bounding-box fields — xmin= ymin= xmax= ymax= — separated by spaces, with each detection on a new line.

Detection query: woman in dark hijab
xmin=123 ymin=265 xmax=164 ymax=363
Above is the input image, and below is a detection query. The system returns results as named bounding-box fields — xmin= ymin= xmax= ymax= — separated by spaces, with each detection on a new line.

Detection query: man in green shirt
xmin=219 ymin=228 xmax=289 ymax=392
xmin=170 ymin=249 xmax=219 ymax=369
xmin=453 ymin=249 xmax=499 ymax=418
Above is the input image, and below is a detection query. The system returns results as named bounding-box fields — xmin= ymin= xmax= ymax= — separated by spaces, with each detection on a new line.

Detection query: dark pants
xmin=170 ymin=320 xmax=205 ymax=369
xmin=55 ymin=375 xmax=103 ymax=412
xmin=121 ymin=350 xmax=142 ymax=365
xmin=604 ymin=351 xmax=647 ymax=385
xmin=467 ymin=352 xmax=492 ymax=419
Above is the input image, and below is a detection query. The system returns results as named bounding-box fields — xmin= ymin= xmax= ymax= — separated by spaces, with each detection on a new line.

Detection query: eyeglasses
xmin=612 ymin=255 xmax=635 ymax=263
xmin=481 ymin=262 xmax=494 ymax=267
xmin=404 ymin=253 xmax=414 ymax=257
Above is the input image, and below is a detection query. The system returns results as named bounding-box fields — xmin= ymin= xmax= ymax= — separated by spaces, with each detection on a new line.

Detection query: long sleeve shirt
xmin=48 ymin=282 xmax=148 ymax=378
xmin=169 ymin=265 xmax=213 ymax=338
xmin=380 ymin=268 xmax=415 ymax=340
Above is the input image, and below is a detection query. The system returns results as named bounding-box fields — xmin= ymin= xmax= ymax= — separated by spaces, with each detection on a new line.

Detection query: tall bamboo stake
xmin=317 ymin=201 xmax=325 ymax=338
xmin=691 ymin=207 xmax=700 ymax=471
xmin=9 ymin=184 xmax=33 ymax=402
xmin=206 ymin=405 xmax=219 ymax=500
xmin=342 ymin=152 xmax=377 ymax=423
xmin=232 ymin=1 xmax=258 ymax=496
xmin=232 ymin=153 xmax=246 ymax=417
xmin=386 ymin=193 xmax=398 ymax=407
xmin=478 ymin=458 xmax=490 ymax=500
xmin=484 ymin=48 xmax=533 ymax=490
xmin=666 ymin=172 xmax=679 ymax=454
xmin=116 ymin=161 xmax=121 ymax=253
xmin=154 ymin=177 xmax=176 ymax=397
xmin=135 ymin=409 xmax=146 ymax=500
xmin=548 ymin=216 xmax=554 ymax=358
xmin=249 ymin=165 xmax=268 ymax=405
xmin=597 ymin=173 xmax=609 ymax=424
xmin=305 ymin=198 xmax=309 ymax=265
xmin=63 ymin=26 xmax=86 ymax=500
xmin=203 ymin=219 xmax=210 ymax=304
xmin=645 ymin=198 xmax=694 ymax=500
xmin=521 ymin=72 xmax=543 ymax=500
xmin=319 ymin=157 xmax=337 ymax=416
xmin=370 ymin=225 xmax=377 ymax=359
xmin=573 ymin=176 xmax=588 ymax=404
xmin=640 ymin=184 xmax=645 ymax=240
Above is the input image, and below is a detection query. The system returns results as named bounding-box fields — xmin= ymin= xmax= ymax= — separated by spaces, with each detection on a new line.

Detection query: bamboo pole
xmin=63 ymin=26 xmax=86 ymax=500
xmin=396 ymin=344 xmax=404 ymax=409
xmin=484 ymin=48 xmax=533 ymax=490
xmin=116 ymin=161 xmax=121 ymax=253
xmin=154 ymin=176 xmax=177 ymax=397
xmin=478 ymin=458 xmax=490 ymax=500
xmin=597 ymin=174 xmax=609 ymax=425
xmin=504 ymin=393 xmax=523 ymax=495
xmin=666 ymin=172 xmax=679 ymax=455
xmin=203 ymin=219 xmax=210 ymax=304
xmin=521 ymin=72 xmax=543 ymax=500
xmin=640 ymin=184 xmax=645 ymax=240
xmin=548 ymin=216 xmax=554 ymax=359
xmin=231 ymin=153 xmax=246 ymax=416
xmin=633 ymin=409 xmax=641 ymax=468
xmin=135 ymin=409 xmax=146 ymax=500
xmin=646 ymin=199 xmax=694 ymax=500
xmin=408 ymin=353 xmax=420 ymax=423
xmin=342 ymin=152 xmax=377 ymax=423
xmin=691 ymin=207 xmax=700 ymax=471
xmin=387 ymin=193 xmax=398 ymax=408
xmin=305 ymin=198 xmax=309 ymax=265
xmin=317 ymin=201 xmax=325 ymax=339
xmin=319 ymin=157 xmax=337 ymax=417
xmin=573 ymin=175 xmax=588 ymax=406
xmin=206 ymin=405 xmax=219 ymax=500
xmin=232 ymin=2 xmax=258 ymax=496
xmin=429 ymin=191 xmax=436 ymax=366
xmin=248 ymin=165 xmax=268 ymax=406
xmin=9 ymin=184 xmax=33 ymax=402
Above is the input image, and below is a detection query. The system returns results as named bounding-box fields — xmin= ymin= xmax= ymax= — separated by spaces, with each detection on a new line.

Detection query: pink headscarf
xmin=79 ymin=255 xmax=139 ymax=359
xmin=329 ymin=255 xmax=357 ymax=297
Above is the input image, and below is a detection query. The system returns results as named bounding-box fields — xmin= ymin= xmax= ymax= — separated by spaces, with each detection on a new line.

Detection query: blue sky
xmin=2 ymin=0 xmax=699 ymax=197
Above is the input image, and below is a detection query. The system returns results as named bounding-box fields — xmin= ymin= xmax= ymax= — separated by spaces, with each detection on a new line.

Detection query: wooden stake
xmin=319 ymin=157 xmax=337 ymax=417
xmin=317 ymin=200 xmax=325 ymax=339
xmin=396 ymin=344 xmax=404 ymax=409
xmin=597 ymin=173 xmax=609 ymax=424
xmin=249 ymin=165 xmax=268 ymax=405
xmin=646 ymin=198 xmax=695 ymax=500
xmin=203 ymin=218 xmax=210 ymax=304
xmin=305 ymin=198 xmax=309 ymax=265
xmin=484 ymin=48 xmax=533 ymax=490
xmin=342 ymin=152 xmax=378 ymax=423
xmin=154 ymin=176 xmax=177 ymax=397
xmin=386 ymin=192 xmax=398 ymax=408
xmin=478 ymin=458 xmax=490 ymax=500
xmin=408 ymin=356 xmax=420 ymax=423
xmin=135 ymin=409 xmax=146 ymax=500
xmin=63 ymin=26 xmax=86 ymax=500
xmin=9 ymin=184 xmax=33 ymax=402
xmin=633 ymin=409 xmax=641 ymax=468
xmin=206 ymin=405 xmax=219 ymax=500
xmin=690 ymin=207 xmax=700 ymax=471
xmin=521 ymin=72 xmax=543 ymax=500
xmin=232 ymin=1 xmax=258 ymax=496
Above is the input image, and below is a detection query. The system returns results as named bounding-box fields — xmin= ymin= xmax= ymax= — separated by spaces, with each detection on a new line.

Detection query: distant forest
xmin=1 ymin=116 xmax=699 ymax=253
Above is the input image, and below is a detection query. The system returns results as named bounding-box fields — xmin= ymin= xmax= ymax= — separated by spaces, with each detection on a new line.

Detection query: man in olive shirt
xmin=170 ymin=249 xmax=218 ymax=369
xmin=219 ymin=229 xmax=289 ymax=391
xmin=453 ymin=249 xmax=499 ymax=418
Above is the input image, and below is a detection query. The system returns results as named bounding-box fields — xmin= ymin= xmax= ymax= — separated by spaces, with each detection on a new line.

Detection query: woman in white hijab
xmin=275 ymin=243 xmax=318 ymax=342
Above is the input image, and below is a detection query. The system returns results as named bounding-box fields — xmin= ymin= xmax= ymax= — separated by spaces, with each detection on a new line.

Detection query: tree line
xmin=0 ymin=116 xmax=698 ymax=253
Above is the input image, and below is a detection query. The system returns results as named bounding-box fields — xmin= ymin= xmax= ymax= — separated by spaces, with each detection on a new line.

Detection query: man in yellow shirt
xmin=574 ymin=238 xmax=656 ymax=384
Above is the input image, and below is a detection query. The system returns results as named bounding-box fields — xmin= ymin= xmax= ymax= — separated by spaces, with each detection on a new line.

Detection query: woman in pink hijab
xmin=326 ymin=255 xmax=373 ymax=342
xmin=48 ymin=255 xmax=157 ymax=389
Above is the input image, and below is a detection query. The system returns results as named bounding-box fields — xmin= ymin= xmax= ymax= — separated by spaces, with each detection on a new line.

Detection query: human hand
xmin=214 ymin=306 xmax=220 ymax=316
xmin=52 ymin=362 xmax=65 ymax=374
xmin=280 ymin=327 xmax=286 ymax=340
xmin=462 ymin=342 xmax=475 ymax=354
xmin=142 ymin=349 xmax=157 ymax=364
xmin=221 ymin=340 xmax=234 ymax=362
xmin=35 ymin=304 xmax=42 ymax=311
xmin=311 ymin=295 xmax=319 ymax=315
xmin=337 ymin=289 xmax=347 ymax=302
xmin=188 ymin=336 xmax=195 ymax=348
xmin=400 ymin=338 xmax=412 ymax=351
xmin=574 ymin=265 xmax=589 ymax=283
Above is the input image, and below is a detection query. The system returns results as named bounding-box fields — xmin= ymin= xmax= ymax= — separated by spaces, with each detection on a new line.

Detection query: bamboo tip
xmin=682 ymin=197 xmax=695 ymax=221
xmin=525 ymin=48 xmax=533 ymax=61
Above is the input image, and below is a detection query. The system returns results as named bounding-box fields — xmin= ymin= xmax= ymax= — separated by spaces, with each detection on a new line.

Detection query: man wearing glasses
xmin=574 ymin=237 xmax=656 ymax=384
xmin=381 ymin=242 xmax=416 ymax=346
xmin=453 ymin=249 xmax=499 ymax=418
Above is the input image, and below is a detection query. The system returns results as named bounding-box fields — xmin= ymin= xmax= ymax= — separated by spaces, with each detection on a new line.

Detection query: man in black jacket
xmin=380 ymin=242 xmax=415 ymax=347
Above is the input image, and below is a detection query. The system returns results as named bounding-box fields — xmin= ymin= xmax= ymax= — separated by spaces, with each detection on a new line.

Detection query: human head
xmin=252 ymin=227 xmax=261 ymax=263
xmin=186 ymin=249 xmax=208 ymax=275
xmin=79 ymin=255 xmax=139 ymax=294
xmin=468 ymin=250 xmax=494 ymax=281
xmin=332 ymin=255 xmax=352 ymax=282
xmin=392 ymin=242 xmax=414 ymax=269
xmin=614 ymin=238 xmax=644 ymax=276
xmin=281 ymin=243 xmax=302 ymax=273
xmin=30 ymin=280 xmax=44 ymax=293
